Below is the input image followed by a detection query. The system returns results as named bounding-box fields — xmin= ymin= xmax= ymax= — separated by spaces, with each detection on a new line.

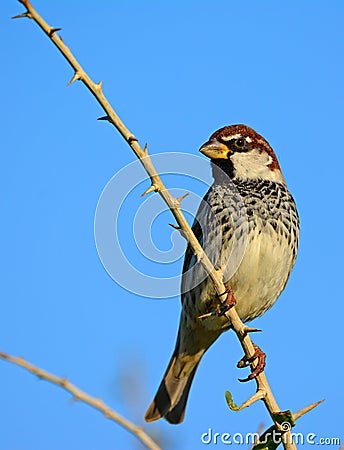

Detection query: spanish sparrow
xmin=145 ymin=124 xmax=299 ymax=424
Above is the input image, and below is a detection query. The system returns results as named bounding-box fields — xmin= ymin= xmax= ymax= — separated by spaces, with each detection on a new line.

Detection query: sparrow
xmin=145 ymin=124 xmax=299 ymax=424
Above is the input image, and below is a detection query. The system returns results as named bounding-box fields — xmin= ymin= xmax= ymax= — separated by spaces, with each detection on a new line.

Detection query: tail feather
xmin=164 ymin=365 xmax=198 ymax=424
xmin=144 ymin=353 xmax=201 ymax=424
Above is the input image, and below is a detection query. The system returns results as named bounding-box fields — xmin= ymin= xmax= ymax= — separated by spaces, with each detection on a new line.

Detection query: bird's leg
xmin=217 ymin=285 xmax=236 ymax=316
xmin=237 ymin=343 xmax=266 ymax=382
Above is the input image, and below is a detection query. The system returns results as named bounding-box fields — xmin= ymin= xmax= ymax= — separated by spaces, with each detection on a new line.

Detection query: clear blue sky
xmin=1 ymin=1 xmax=343 ymax=449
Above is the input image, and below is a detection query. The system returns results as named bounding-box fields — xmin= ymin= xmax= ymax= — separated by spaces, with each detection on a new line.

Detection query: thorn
xmin=96 ymin=80 xmax=103 ymax=90
xmin=293 ymin=399 xmax=324 ymax=421
xmin=198 ymin=291 xmax=236 ymax=320
xmin=176 ymin=193 xmax=190 ymax=203
xmin=59 ymin=35 xmax=64 ymax=42
xmin=175 ymin=192 xmax=190 ymax=207
xmin=128 ymin=136 xmax=138 ymax=145
xmin=103 ymin=409 xmax=113 ymax=418
xmin=49 ymin=27 xmax=62 ymax=37
xmin=67 ymin=72 xmax=81 ymax=86
xmin=141 ymin=184 xmax=158 ymax=197
xmin=12 ymin=12 xmax=32 ymax=19
xmin=143 ymin=143 xmax=148 ymax=155
xmin=196 ymin=252 xmax=204 ymax=263
xmin=169 ymin=223 xmax=187 ymax=240
xmin=240 ymin=326 xmax=262 ymax=337
xmin=169 ymin=223 xmax=181 ymax=230
xmin=60 ymin=377 xmax=68 ymax=387
xmin=198 ymin=311 xmax=217 ymax=319
xmin=97 ymin=115 xmax=112 ymax=122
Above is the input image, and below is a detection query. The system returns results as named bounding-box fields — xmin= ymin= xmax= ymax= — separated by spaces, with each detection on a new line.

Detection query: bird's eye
xmin=236 ymin=138 xmax=245 ymax=147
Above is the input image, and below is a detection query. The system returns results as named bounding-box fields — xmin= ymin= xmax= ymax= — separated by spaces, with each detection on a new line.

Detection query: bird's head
xmin=199 ymin=124 xmax=285 ymax=184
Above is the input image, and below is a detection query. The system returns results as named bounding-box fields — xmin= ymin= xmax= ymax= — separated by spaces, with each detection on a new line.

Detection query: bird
xmin=145 ymin=124 xmax=299 ymax=424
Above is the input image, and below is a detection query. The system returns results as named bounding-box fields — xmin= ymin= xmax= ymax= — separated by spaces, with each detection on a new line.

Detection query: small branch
xmin=236 ymin=390 xmax=266 ymax=412
xmin=225 ymin=389 xmax=266 ymax=412
xmin=0 ymin=351 xmax=161 ymax=450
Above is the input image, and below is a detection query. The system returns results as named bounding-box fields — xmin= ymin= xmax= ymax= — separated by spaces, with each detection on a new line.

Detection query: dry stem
xmin=0 ymin=351 xmax=161 ymax=450
xmin=12 ymin=1 xmax=319 ymax=448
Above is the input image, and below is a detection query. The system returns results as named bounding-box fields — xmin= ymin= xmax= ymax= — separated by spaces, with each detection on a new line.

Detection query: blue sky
xmin=1 ymin=1 xmax=343 ymax=449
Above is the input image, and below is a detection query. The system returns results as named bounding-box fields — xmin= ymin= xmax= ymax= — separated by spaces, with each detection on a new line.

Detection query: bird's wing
xmin=180 ymin=195 xmax=208 ymax=300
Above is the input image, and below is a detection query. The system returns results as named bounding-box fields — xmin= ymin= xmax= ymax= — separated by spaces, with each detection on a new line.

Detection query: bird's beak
xmin=199 ymin=140 xmax=232 ymax=159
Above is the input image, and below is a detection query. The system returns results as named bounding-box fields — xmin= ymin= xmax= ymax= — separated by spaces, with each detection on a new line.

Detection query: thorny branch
xmin=0 ymin=351 xmax=161 ymax=450
xmin=10 ymin=1 xmax=322 ymax=448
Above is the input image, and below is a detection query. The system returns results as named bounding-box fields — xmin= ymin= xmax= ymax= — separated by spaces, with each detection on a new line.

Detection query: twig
xmin=12 ymin=1 xmax=318 ymax=448
xmin=236 ymin=390 xmax=266 ymax=412
xmin=0 ymin=351 xmax=161 ymax=450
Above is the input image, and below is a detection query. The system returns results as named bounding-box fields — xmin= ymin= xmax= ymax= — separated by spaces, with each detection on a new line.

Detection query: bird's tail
xmin=144 ymin=348 xmax=204 ymax=424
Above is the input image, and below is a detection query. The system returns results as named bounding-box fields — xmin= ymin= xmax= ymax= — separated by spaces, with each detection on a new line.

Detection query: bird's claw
xmin=198 ymin=286 xmax=236 ymax=319
xmin=237 ymin=344 xmax=266 ymax=382
xmin=217 ymin=285 xmax=236 ymax=316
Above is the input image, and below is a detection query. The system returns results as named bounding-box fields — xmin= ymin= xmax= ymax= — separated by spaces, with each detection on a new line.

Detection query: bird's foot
xmin=237 ymin=344 xmax=266 ymax=382
xmin=217 ymin=285 xmax=236 ymax=316
xmin=197 ymin=285 xmax=236 ymax=319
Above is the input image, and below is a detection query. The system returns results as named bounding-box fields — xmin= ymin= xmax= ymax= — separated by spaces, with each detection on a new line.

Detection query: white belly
xmin=182 ymin=224 xmax=295 ymax=330
xmin=228 ymin=226 xmax=294 ymax=321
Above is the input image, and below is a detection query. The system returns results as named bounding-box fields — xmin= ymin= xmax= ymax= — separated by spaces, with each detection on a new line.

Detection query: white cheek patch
xmin=231 ymin=149 xmax=284 ymax=182
xmin=245 ymin=137 xmax=252 ymax=143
